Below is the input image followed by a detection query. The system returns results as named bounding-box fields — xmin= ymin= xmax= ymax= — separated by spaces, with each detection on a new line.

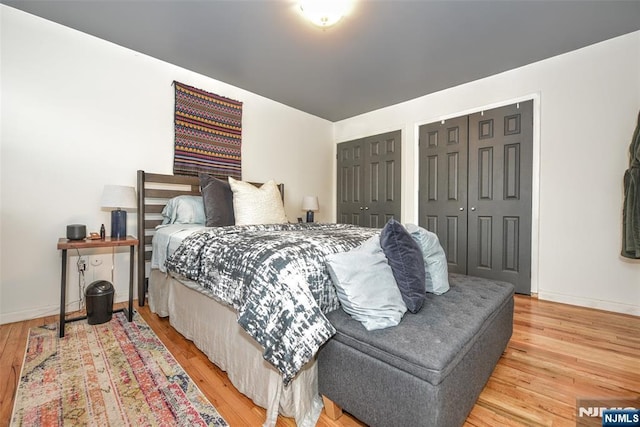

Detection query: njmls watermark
xmin=577 ymin=397 xmax=640 ymax=427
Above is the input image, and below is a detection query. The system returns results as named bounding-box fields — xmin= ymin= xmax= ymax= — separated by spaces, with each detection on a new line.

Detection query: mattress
xmin=148 ymin=226 xmax=323 ymax=427
xmin=163 ymin=222 xmax=378 ymax=383
xmin=151 ymin=224 xmax=206 ymax=273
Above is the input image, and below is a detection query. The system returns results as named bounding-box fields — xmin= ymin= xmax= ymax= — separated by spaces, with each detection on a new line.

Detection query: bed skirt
xmin=148 ymin=269 xmax=323 ymax=427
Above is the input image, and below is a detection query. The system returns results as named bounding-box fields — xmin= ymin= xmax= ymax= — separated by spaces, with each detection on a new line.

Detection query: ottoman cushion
xmin=325 ymin=273 xmax=514 ymax=386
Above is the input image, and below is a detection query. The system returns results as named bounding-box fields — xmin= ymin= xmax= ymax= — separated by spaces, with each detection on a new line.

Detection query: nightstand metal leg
xmin=59 ymin=249 xmax=67 ymax=338
xmin=128 ymin=245 xmax=134 ymax=321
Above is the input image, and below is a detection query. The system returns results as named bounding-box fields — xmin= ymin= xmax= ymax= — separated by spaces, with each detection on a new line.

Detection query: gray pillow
xmin=161 ymin=195 xmax=206 ymax=225
xmin=326 ymin=236 xmax=407 ymax=331
xmin=199 ymin=173 xmax=235 ymax=227
xmin=380 ymin=219 xmax=426 ymax=313
xmin=405 ymin=224 xmax=450 ymax=295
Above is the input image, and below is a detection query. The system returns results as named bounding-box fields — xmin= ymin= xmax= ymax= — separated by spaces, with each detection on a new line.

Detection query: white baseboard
xmin=0 ymin=295 xmax=133 ymax=325
xmin=538 ymin=291 xmax=640 ymax=316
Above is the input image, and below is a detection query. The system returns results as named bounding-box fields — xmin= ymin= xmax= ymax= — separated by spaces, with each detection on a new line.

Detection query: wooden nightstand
xmin=57 ymin=236 xmax=138 ymax=338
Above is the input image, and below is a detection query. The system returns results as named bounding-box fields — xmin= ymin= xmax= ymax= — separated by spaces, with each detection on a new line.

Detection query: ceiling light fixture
xmin=299 ymin=0 xmax=352 ymax=28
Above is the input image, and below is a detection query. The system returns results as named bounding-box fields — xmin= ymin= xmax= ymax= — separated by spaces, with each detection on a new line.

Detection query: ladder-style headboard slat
xmin=136 ymin=170 xmax=284 ymax=306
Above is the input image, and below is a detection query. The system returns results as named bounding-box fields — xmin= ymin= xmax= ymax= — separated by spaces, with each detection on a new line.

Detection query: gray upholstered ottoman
xmin=318 ymin=274 xmax=514 ymax=427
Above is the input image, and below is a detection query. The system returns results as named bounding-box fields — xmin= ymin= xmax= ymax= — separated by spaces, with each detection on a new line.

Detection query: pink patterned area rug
xmin=11 ymin=312 xmax=228 ymax=426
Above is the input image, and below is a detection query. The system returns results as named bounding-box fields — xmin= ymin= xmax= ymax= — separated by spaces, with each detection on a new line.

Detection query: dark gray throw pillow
xmin=380 ymin=218 xmax=426 ymax=313
xmin=199 ymin=173 xmax=235 ymax=227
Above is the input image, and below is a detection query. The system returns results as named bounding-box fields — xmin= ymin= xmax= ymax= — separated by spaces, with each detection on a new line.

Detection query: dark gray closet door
xmin=418 ymin=116 xmax=469 ymax=274
xmin=418 ymin=100 xmax=533 ymax=294
xmin=467 ymin=101 xmax=533 ymax=294
xmin=337 ymin=139 xmax=365 ymax=225
xmin=337 ymin=130 xmax=402 ymax=227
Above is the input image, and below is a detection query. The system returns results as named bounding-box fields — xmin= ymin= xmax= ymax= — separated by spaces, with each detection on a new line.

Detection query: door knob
xmin=471 ymin=207 xmax=476 ymax=211
xmin=459 ymin=207 xmax=464 ymax=211
xmin=365 ymin=207 xmax=369 ymax=210
xmin=360 ymin=207 xmax=363 ymax=210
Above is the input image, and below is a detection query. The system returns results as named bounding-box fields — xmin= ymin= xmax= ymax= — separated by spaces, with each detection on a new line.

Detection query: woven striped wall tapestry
xmin=174 ymin=81 xmax=243 ymax=179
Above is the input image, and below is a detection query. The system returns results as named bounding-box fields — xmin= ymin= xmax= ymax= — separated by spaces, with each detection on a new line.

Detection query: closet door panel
xmin=467 ymin=101 xmax=533 ymax=294
xmin=418 ymin=116 xmax=468 ymax=274
xmin=337 ymin=141 xmax=363 ymax=225
xmin=363 ymin=131 xmax=401 ymax=227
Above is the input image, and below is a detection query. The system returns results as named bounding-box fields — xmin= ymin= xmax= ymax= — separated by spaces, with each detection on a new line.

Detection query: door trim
xmin=413 ymin=93 xmax=541 ymax=294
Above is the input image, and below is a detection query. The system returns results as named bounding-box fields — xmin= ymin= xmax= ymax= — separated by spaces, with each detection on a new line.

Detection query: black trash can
xmin=85 ymin=280 xmax=114 ymax=325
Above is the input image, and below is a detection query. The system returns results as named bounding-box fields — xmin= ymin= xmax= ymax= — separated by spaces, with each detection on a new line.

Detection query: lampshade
xmin=299 ymin=0 xmax=351 ymax=28
xmin=302 ymin=196 xmax=319 ymax=211
xmin=101 ymin=185 xmax=137 ymax=210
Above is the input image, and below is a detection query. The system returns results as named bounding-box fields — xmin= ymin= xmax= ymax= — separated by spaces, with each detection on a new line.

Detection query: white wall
xmin=334 ymin=31 xmax=640 ymax=315
xmin=2 ymin=6 xmax=638 ymax=324
xmin=0 ymin=6 xmax=334 ymax=323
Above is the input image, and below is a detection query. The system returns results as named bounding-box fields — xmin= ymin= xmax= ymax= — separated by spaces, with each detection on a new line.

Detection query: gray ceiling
xmin=4 ymin=0 xmax=640 ymax=121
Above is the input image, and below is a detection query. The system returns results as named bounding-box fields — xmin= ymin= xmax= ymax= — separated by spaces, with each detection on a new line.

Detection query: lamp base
xmin=111 ymin=210 xmax=127 ymax=239
xmin=306 ymin=211 xmax=314 ymax=223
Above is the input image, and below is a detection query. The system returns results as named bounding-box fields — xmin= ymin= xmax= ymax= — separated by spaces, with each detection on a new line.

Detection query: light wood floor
xmin=1 ymin=296 xmax=638 ymax=426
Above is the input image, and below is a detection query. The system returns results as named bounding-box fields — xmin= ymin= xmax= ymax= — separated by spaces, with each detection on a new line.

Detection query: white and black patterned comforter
xmin=165 ymin=223 xmax=378 ymax=384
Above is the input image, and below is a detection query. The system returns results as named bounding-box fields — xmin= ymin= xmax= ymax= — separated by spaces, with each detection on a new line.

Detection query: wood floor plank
xmin=190 ymin=355 xmax=267 ymax=426
xmin=504 ymin=342 xmax=638 ymax=393
xmin=482 ymin=376 xmax=576 ymax=422
xmin=0 ymin=321 xmax=29 ymax=426
xmin=1 ymin=296 xmax=639 ymax=426
xmin=465 ymin=403 xmax=531 ymax=427
xmin=0 ymin=329 xmax=15 ymax=425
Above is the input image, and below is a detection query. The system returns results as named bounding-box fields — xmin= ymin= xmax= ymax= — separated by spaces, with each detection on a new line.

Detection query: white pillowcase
xmin=326 ymin=235 xmax=407 ymax=331
xmin=228 ymin=177 xmax=288 ymax=225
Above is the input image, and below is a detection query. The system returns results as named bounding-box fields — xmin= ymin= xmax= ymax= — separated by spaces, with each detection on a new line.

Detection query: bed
xmin=136 ymin=170 xmax=377 ymax=427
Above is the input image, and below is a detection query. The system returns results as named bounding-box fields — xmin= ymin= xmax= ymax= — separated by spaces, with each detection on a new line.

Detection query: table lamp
xmin=101 ymin=185 xmax=136 ymax=238
xmin=302 ymin=195 xmax=319 ymax=223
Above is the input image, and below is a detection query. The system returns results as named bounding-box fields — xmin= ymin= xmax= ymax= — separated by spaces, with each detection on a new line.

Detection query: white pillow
xmin=228 ymin=177 xmax=288 ymax=225
xmin=326 ymin=235 xmax=407 ymax=331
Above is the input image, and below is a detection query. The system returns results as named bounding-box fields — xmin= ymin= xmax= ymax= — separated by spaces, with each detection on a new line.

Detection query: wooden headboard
xmin=136 ymin=170 xmax=284 ymax=306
